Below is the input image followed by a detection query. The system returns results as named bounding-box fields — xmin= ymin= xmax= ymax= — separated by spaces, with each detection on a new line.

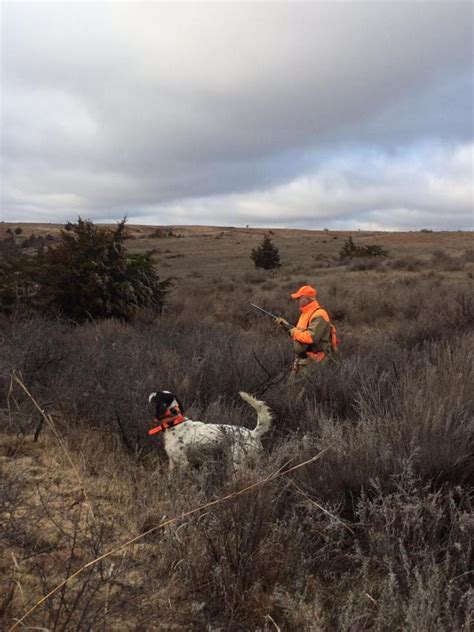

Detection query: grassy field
xmin=1 ymin=224 xmax=473 ymax=630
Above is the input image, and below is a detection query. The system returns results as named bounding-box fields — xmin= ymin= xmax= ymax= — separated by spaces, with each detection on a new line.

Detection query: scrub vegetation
xmin=0 ymin=219 xmax=169 ymax=321
xmin=1 ymin=223 xmax=473 ymax=631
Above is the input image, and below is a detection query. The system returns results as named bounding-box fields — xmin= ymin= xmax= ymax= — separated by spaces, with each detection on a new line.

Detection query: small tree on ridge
xmin=250 ymin=234 xmax=281 ymax=270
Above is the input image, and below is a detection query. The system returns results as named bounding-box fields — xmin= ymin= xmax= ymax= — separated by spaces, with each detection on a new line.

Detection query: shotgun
xmin=250 ymin=303 xmax=292 ymax=330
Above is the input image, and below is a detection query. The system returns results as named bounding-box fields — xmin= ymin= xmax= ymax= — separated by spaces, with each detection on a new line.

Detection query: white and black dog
xmin=148 ymin=390 xmax=272 ymax=472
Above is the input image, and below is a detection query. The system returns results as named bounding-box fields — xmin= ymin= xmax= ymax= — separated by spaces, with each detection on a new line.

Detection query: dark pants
xmin=288 ymin=356 xmax=329 ymax=400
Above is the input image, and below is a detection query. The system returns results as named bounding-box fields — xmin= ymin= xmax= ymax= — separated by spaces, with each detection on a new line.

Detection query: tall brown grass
xmin=1 ymin=245 xmax=473 ymax=630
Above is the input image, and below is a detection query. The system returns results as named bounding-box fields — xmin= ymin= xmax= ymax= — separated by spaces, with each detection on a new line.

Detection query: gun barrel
xmin=250 ymin=303 xmax=277 ymax=320
xmin=250 ymin=303 xmax=292 ymax=330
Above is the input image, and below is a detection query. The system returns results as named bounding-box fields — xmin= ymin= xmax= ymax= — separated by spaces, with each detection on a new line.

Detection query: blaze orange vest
xmin=295 ymin=301 xmax=339 ymax=360
xmin=296 ymin=301 xmax=330 ymax=330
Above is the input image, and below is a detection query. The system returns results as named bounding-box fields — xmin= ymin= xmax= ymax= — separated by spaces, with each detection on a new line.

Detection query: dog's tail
xmin=239 ymin=391 xmax=273 ymax=439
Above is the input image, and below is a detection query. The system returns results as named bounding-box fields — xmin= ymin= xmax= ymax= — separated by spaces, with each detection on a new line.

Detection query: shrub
xmin=250 ymin=235 xmax=281 ymax=270
xmin=243 ymin=271 xmax=267 ymax=284
xmin=2 ymin=236 xmax=473 ymax=631
xmin=348 ymin=257 xmax=384 ymax=272
xmin=150 ymin=227 xmax=181 ymax=238
xmin=339 ymin=235 xmax=358 ymax=258
xmin=340 ymin=235 xmax=388 ymax=259
xmin=0 ymin=218 xmax=170 ymax=322
xmin=386 ymin=256 xmax=423 ymax=272
xmin=149 ymin=228 xmax=167 ymax=238
xmin=431 ymin=250 xmax=465 ymax=272
xmin=362 ymin=244 xmax=388 ymax=257
xmin=0 ymin=241 xmax=37 ymax=315
xmin=463 ymin=248 xmax=474 ymax=263
xmin=20 ymin=234 xmax=46 ymax=249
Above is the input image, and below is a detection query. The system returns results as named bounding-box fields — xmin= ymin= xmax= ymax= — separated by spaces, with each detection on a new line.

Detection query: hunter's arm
xmin=290 ymin=315 xmax=328 ymax=345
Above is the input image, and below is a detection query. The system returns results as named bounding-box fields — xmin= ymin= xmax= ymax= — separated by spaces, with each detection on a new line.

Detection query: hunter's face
xmin=297 ymin=296 xmax=312 ymax=309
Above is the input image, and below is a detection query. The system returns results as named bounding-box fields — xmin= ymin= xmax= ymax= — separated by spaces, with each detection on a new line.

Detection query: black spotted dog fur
xmin=148 ymin=390 xmax=272 ymax=472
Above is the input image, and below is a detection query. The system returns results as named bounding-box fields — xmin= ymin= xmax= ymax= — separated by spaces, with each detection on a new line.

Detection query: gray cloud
xmin=1 ymin=2 xmax=473 ymax=228
xmin=136 ymin=141 xmax=473 ymax=231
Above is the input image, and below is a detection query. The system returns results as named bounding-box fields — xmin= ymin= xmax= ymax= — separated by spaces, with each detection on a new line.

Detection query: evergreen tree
xmin=339 ymin=235 xmax=388 ymax=259
xmin=0 ymin=238 xmax=36 ymax=315
xmin=360 ymin=244 xmax=388 ymax=257
xmin=0 ymin=218 xmax=170 ymax=321
xmin=339 ymin=235 xmax=358 ymax=259
xmin=250 ymin=235 xmax=281 ymax=270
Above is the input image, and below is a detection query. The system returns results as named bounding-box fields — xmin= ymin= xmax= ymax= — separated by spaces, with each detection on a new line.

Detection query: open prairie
xmin=2 ymin=221 xmax=473 ymax=273
xmin=1 ymin=224 xmax=473 ymax=630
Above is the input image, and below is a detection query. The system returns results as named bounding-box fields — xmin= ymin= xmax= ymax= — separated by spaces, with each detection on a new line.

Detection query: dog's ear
xmin=176 ymin=397 xmax=185 ymax=414
xmin=149 ymin=391 xmax=167 ymax=417
xmin=156 ymin=399 xmax=168 ymax=417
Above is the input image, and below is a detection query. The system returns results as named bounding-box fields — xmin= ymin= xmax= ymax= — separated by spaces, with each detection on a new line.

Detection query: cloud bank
xmin=1 ymin=2 xmax=473 ymax=229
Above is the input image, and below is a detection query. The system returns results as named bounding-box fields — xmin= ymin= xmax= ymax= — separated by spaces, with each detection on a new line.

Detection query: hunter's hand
xmin=275 ymin=317 xmax=290 ymax=329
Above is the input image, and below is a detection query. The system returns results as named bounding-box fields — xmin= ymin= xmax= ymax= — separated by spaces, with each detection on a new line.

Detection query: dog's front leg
xmin=168 ymin=453 xmax=190 ymax=472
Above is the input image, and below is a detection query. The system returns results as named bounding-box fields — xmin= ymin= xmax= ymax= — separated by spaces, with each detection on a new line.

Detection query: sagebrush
xmin=1 ymin=228 xmax=473 ymax=630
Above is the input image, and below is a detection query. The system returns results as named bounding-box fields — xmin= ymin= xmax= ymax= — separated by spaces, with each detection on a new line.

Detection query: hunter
xmin=276 ymin=285 xmax=337 ymax=384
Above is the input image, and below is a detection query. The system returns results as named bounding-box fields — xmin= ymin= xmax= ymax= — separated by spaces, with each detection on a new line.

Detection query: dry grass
xmin=1 ymin=225 xmax=473 ymax=630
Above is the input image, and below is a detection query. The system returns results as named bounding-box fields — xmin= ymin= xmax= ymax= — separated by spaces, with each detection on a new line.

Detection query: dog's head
xmin=148 ymin=390 xmax=185 ymax=420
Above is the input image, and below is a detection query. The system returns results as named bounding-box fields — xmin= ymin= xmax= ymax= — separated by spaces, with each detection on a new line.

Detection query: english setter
xmin=147 ymin=390 xmax=272 ymax=472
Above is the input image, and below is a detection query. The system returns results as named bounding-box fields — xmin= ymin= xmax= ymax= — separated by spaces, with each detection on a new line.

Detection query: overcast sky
xmin=1 ymin=1 xmax=473 ymax=230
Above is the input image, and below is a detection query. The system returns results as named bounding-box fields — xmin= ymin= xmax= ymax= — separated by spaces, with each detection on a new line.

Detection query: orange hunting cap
xmin=291 ymin=285 xmax=317 ymax=299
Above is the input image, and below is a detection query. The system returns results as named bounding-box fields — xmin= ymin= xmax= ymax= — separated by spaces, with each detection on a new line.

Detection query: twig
xmin=252 ymin=349 xmax=271 ymax=379
xmin=12 ymin=375 xmax=93 ymax=516
xmin=257 ymin=370 xmax=288 ymax=398
xmin=251 ymin=350 xmax=289 ymax=397
xmin=11 ymin=553 xmax=26 ymax=608
xmin=33 ymin=416 xmax=45 ymax=442
xmin=291 ymin=481 xmax=355 ymax=535
xmin=9 ymin=448 xmax=330 ymax=631
xmin=266 ymin=613 xmax=281 ymax=631
xmin=114 ymin=411 xmax=134 ymax=455
xmin=36 ymin=484 xmax=75 ymax=541
xmin=365 ymin=592 xmax=378 ymax=606
xmin=449 ymin=570 xmax=474 ymax=583
xmin=7 ymin=372 xmax=24 ymax=435
xmin=227 ymin=341 xmax=243 ymax=389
